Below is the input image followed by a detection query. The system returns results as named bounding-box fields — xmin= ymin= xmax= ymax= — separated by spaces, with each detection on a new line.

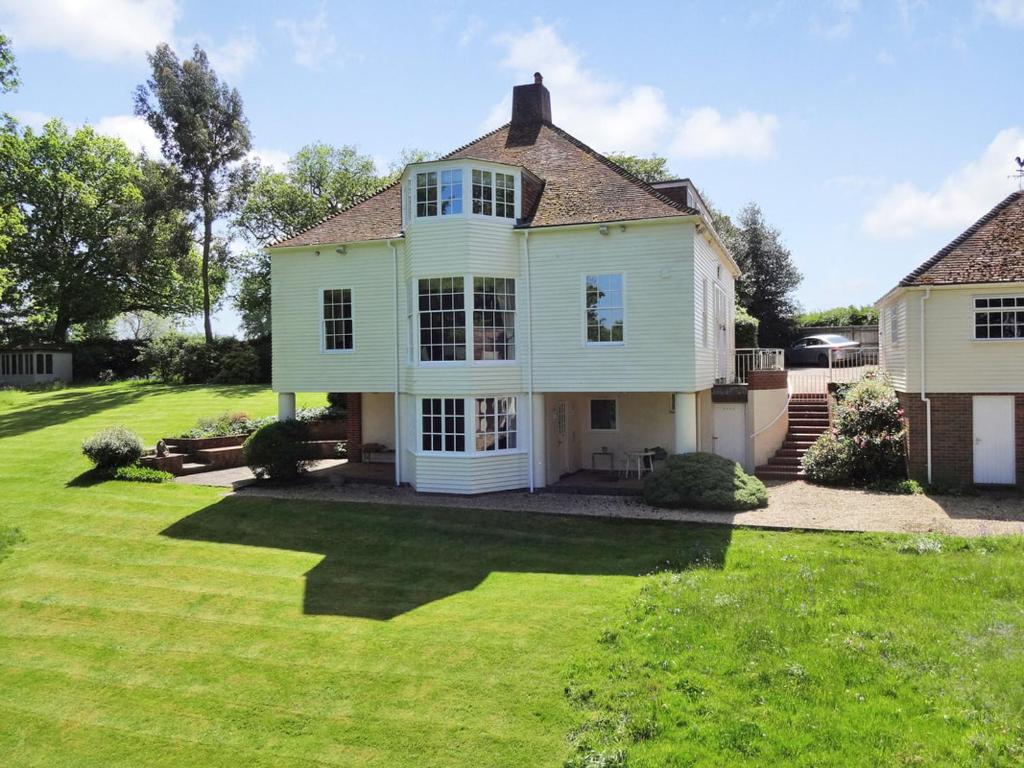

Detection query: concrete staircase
xmin=756 ymin=395 xmax=829 ymax=481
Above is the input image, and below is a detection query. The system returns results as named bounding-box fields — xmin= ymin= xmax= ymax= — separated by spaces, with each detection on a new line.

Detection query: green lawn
xmin=0 ymin=383 xmax=1022 ymax=767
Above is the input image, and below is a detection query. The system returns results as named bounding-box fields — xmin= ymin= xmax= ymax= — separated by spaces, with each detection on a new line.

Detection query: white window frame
xmin=972 ymin=294 xmax=1024 ymax=342
xmin=413 ymin=274 xmax=517 ymax=366
xmin=472 ymin=276 xmax=517 ymax=363
xmin=417 ymin=276 xmax=468 ymax=365
xmin=320 ymin=287 xmax=354 ymax=354
xmin=588 ymin=397 xmax=619 ymax=432
xmin=583 ymin=273 xmax=626 ymax=347
xmin=416 ymin=395 xmax=527 ymax=456
xmin=473 ymin=396 xmax=519 ymax=453
xmin=419 ymin=397 xmax=467 ymax=454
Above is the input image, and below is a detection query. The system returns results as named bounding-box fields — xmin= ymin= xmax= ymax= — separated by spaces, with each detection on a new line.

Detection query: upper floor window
xmin=475 ymin=396 xmax=517 ymax=451
xmin=585 ymin=274 xmax=624 ymax=345
xmin=974 ymin=296 xmax=1024 ymax=340
xmin=421 ymin=397 xmax=465 ymax=452
xmin=419 ymin=277 xmax=466 ymax=361
xmin=323 ymin=289 xmax=353 ymax=351
xmin=473 ymin=277 xmax=515 ymax=361
xmin=472 ymin=170 xmax=493 ymax=215
xmin=416 ymin=170 xmax=463 ymax=217
xmin=471 ymin=169 xmax=515 ymax=219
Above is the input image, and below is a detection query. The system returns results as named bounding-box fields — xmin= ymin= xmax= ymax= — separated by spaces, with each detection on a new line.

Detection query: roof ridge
xmin=899 ymin=191 xmax=1024 ymax=286
xmin=270 ymin=122 xmax=515 ymax=249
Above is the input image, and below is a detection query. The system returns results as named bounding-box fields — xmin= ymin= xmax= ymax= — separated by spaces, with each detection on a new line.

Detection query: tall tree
xmin=0 ymin=120 xmax=200 ymax=341
xmin=233 ymin=143 xmax=386 ymax=337
xmin=135 ymin=43 xmax=252 ymax=343
xmin=725 ymin=203 xmax=802 ymax=346
xmin=0 ymin=32 xmax=18 ymax=93
xmin=605 ymin=152 xmax=674 ymax=182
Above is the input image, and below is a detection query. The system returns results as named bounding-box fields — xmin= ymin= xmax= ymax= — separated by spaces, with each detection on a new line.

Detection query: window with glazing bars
xmin=472 ymin=169 xmax=493 ymax=215
xmin=495 ymin=172 xmax=515 ymax=218
xmin=418 ymin=277 xmax=466 ymax=361
xmin=421 ymin=398 xmax=465 ymax=452
xmin=473 ymin=277 xmax=515 ymax=360
xmin=475 ymin=396 xmax=517 ymax=451
xmin=974 ymin=296 xmax=1024 ymax=340
xmin=322 ymin=289 xmax=353 ymax=350
xmin=585 ymin=274 xmax=624 ymax=343
xmin=416 ymin=171 xmax=438 ymax=217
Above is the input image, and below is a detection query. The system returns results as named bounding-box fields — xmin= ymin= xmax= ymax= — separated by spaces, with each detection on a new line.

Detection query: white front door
xmin=713 ymin=403 xmax=747 ymax=468
xmin=714 ymin=286 xmax=729 ymax=381
xmin=973 ymin=396 xmax=1016 ymax=484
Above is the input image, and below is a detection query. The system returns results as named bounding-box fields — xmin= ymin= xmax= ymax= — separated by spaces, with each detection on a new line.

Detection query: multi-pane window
xmin=418 ymin=277 xmax=466 ymax=361
xmin=495 ymin=173 xmax=515 ymax=218
xmin=416 ymin=171 xmax=437 ymax=217
xmin=322 ymin=289 xmax=353 ymax=351
xmin=590 ymin=399 xmax=617 ymax=431
xmin=475 ymin=397 xmax=517 ymax=451
xmin=473 ymin=277 xmax=516 ymax=360
xmin=974 ymin=296 xmax=1024 ymax=340
xmin=585 ymin=274 xmax=625 ymax=344
xmin=439 ymin=169 xmax=463 ymax=215
xmin=421 ymin=398 xmax=466 ymax=452
xmin=472 ymin=169 xmax=493 ymax=215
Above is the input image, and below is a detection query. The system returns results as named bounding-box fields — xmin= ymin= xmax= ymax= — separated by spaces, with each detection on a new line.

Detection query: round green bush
xmin=82 ymin=426 xmax=144 ymax=472
xmin=801 ymin=431 xmax=854 ymax=485
xmin=243 ymin=420 xmax=312 ymax=481
xmin=642 ymin=452 xmax=768 ymax=511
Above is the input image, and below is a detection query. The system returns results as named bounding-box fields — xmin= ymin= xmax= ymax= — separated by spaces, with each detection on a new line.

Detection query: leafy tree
xmin=605 ymin=152 xmax=674 ymax=182
xmin=0 ymin=120 xmax=200 ymax=341
xmin=715 ymin=203 xmax=802 ymax=346
xmin=233 ymin=143 xmax=390 ymax=337
xmin=0 ymin=32 xmax=18 ymax=93
xmin=135 ymin=43 xmax=253 ymax=343
xmin=799 ymin=305 xmax=878 ymax=327
xmin=383 ymin=148 xmax=438 ymax=183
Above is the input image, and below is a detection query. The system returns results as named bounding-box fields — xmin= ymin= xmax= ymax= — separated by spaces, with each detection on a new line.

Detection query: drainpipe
xmin=389 ymin=239 xmax=402 ymax=487
xmin=523 ymin=230 xmax=536 ymax=492
xmin=920 ymin=288 xmax=932 ymax=484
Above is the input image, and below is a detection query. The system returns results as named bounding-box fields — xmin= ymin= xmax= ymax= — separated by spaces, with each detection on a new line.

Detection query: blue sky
xmin=2 ymin=0 xmax=1023 ymax=336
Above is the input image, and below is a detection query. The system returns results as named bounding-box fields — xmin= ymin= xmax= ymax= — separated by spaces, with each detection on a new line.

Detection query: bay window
xmin=419 ymin=277 xmax=466 ymax=361
xmin=417 ymin=275 xmax=516 ymax=363
xmin=421 ymin=398 xmax=466 ymax=452
xmin=472 ymin=169 xmax=493 ymax=215
xmin=495 ymin=172 xmax=515 ymax=218
xmin=475 ymin=397 xmax=517 ymax=451
xmin=473 ymin=277 xmax=516 ymax=361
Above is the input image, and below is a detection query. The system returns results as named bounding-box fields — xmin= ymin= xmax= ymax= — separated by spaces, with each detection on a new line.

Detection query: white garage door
xmin=973 ymin=396 xmax=1016 ymax=485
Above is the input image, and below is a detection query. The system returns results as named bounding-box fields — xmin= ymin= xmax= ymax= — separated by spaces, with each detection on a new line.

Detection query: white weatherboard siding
xmin=528 ymin=221 xmax=697 ymax=392
xmin=414 ymin=452 xmax=530 ymax=493
xmin=878 ymin=298 xmax=909 ymax=392
xmin=882 ymin=285 xmax=1024 ymax=393
xmin=271 ymin=244 xmax=396 ymax=393
xmin=692 ymin=230 xmax=736 ymax=390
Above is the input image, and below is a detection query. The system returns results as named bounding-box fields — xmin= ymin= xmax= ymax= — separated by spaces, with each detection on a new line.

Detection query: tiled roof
xmin=899 ymin=191 xmax=1024 ymax=287
xmin=270 ymin=121 xmax=698 ymax=249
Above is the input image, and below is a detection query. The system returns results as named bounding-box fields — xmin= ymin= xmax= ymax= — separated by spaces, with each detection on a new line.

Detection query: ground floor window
xmin=475 ymin=396 xmax=517 ymax=451
xmin=421 ymin=397 xmax=466 ymax=452
xmin=589 ymin=398 xmax=617 ymax=430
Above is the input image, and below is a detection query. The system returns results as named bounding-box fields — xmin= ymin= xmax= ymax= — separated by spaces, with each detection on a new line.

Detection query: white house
xmin=268 ymin=74 xmax=751 ymax=494
xmin=877 ymin=191 xmax=1023 ymax=487
xmin=0 ymin=346 xmax=73 ymax=385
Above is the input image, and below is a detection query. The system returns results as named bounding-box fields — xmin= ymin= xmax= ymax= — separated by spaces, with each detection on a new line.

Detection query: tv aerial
xmin=1013 ymin=156 xmax=1024 ymax=192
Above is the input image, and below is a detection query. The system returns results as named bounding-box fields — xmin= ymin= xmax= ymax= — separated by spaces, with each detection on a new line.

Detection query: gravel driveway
xmin=236 ymin=479 xmax=1024 ymax=538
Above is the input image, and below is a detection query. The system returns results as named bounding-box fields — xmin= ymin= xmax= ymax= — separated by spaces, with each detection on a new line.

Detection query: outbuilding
xmin=0 ymin=346 xmax=74 ymax=385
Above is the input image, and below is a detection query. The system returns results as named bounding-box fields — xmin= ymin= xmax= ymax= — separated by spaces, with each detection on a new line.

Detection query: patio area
xmin=548 ymin=469 xmax=645 ymax=496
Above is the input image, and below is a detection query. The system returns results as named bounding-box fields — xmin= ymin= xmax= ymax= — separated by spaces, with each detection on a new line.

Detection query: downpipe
xmin=920 ymin=288 xmax=932 ymax=484
xmin=390 ymin=239 xmax=402 ymax=487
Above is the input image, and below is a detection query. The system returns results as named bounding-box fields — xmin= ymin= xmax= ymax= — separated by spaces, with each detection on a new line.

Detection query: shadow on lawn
xmin=161 ymin=495 xmax=732 ymax=621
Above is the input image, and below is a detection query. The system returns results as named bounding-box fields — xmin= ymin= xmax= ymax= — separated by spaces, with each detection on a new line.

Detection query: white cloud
xmin=92 ymin=115 xmax=162 ymax=156
xmin=487 ymin=21 xmax=778 ymax=160
xmin=671 ymin=108 xmax=779 ymax=161
xmin=11 ymin=110 xmax=51 ymax=131
xmin=251 ymin=147 xmax=291 ymax=171
xmin=205 ymin=35 xmax=257 ymax=79
xmin=810 ymin=0 xmax=862 ymax=39
xmin=979 ymin=0 xmax=1024 ymax=26
xmin=863 ymin=128 xmax=1024 ymax=239
xmin=276 ymin=4 xmax=337 ymax=71
xmin=0 ymin=0 xmax=179 ymax=62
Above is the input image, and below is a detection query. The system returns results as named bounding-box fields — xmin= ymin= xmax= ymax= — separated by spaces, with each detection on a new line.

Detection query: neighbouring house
xmin=0 ymin=346 xmax=73 ymax=385
xmin=268 ymin=74 xmax=789 ymax=494
xmin=877 ymin=191 xmax=1024 ymax=487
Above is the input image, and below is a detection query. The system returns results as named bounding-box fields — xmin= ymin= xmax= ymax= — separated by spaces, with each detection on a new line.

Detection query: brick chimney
xmin=511 ymin=72 xmax=551 ymax=126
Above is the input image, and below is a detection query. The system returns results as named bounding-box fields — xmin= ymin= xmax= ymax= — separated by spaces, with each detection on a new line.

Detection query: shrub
xmin=243 ymin=420 xmax=312 ymax=481
xmin=136 ymin=334 xmax=269 ymax=385
xmin=642 ymin=453 xmax=768 ymax=511
xmin=803 ymin=378 xmax=906 ymax=486
xmin=798 ymin=304 xmax=879 ymax=327
xmin=181 ymin=412 xmax=264 ymax=438
xmin=114 ymin=464 xmax=173 ymax=483
xmin=734 ymin=306 xmax=760 ymax=348
xmin=211 ymin=345 xmax=262 ymax=384
xmin=82 ymin=426 xmax=144 ymax=472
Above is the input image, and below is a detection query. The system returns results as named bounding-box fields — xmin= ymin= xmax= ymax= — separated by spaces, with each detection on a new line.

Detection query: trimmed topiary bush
xmin=243 ymin=420 xmax=312 ymax=481
xmin=114 ymin=464 xmax=173 ymax=483
xmin=82 ymin=426 xmax=144 ymax=472
xmin=642 ymin=452 xmax=768 ymax=511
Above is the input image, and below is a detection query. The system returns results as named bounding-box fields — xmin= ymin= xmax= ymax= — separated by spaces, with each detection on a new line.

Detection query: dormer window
xmin=412 ymin=165 xmax=515 ymax=220
xmin=472 ymin=170 xmax=516 ymax=218
xmin=416 ymin=169 xmax=463 ymax=217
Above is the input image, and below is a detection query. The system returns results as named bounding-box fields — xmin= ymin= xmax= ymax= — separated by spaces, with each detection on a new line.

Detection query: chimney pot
xmin=534 ymin=72 xmax=543 ymax=84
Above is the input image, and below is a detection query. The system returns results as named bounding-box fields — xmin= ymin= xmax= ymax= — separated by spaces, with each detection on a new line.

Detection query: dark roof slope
xmin=899 ymin=191 xmax=1024 ymax=287
xmin=271 ymin=121 xmax=697 ymax=249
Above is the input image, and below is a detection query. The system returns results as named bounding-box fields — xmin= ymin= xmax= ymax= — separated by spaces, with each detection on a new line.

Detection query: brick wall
xmin=346 ymin=393 xmax=363 ymax=462
xmin=747 ymin=369 xmax=788 ymax=391
xmin=899 ymin=392 xmax=1024 ymax=486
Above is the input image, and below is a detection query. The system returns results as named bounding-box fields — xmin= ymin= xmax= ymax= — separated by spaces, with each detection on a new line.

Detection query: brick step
xmin=195 ymin=445 xmax=245 ymax=469
xmin=789 ymin=418 xmax=829 ymax=427
xmin=789 ymin=403 xmax=829 ymax=410
xmin=179 ymin=462 xmax=213 ymax=476
xmin=787 ymin=432 xmax=827 ymax=440
xmin=767 ymin=455 xmax=802 ymax=466
xmin=776 ymin=448 xmax=808 ymax=458
xmin=756 ymin=467 xmax=806 ymax=480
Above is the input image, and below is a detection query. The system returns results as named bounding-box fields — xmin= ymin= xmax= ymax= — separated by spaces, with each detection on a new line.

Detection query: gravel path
xmin=235 ymin=479 xmax=1024 ymax=538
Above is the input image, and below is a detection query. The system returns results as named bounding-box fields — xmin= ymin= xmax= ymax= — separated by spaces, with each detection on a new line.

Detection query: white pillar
xmin=674 ymin=392 xmax=698 ymax=454
xmin=531 ymin=393 xmax=546 ymax=489
xmin=278 ymin=392 xmax=296 ymax=421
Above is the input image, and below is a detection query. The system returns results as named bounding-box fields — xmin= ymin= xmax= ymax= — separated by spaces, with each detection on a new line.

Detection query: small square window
xmin=590 ymin=399 xmax=617 ymax=431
